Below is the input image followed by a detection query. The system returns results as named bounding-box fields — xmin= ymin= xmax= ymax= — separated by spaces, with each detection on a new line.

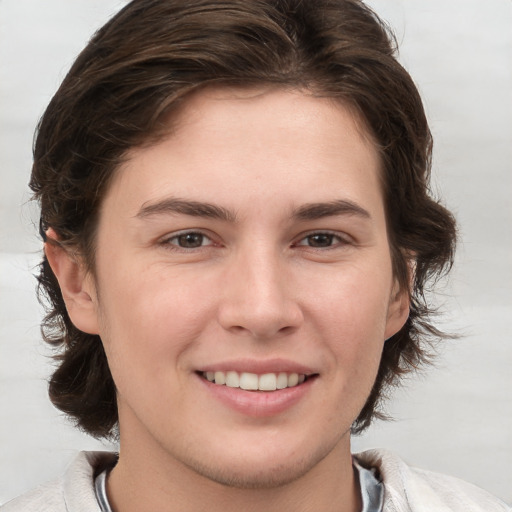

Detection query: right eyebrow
xmin=135 ymin=197 xmax=237 ymax=223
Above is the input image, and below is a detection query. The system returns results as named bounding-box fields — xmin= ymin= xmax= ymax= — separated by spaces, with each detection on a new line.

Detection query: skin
xmin=46 ymin=87 xmax=409 ymax=512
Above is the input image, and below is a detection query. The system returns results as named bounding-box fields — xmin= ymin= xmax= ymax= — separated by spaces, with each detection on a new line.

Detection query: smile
xmin=201 ymin=371 xmax=309 ymax=391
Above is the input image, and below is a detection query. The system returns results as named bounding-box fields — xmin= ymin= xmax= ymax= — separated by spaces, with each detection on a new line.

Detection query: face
xmin=77 ymin=88 xmax=408 ymax=487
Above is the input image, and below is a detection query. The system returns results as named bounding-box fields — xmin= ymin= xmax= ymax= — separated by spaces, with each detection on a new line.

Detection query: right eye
xmin=163 ymin=231 xmax=214 ymax=250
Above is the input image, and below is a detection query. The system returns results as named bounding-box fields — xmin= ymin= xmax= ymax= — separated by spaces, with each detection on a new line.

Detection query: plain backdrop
xmin=1 ymin=0 xmax=511 ymax=505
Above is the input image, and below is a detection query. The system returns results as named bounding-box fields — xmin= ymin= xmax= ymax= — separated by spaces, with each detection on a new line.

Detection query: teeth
xmin=202 ymin=371 xmax=308 ymax=391
xmin=214 ymin=371 xmax=226 ymax=385
xmin=276 ymin=372 xmax=288 ymax=389
xmin=225 ymin=371 xmax=239 ymax=388
xmin=239 ymin=372 xmax=259 ymax=390
xmin=288 ymin=373 xmax=299 ymax=387
xmin=259 ymin=373 xmax=277 ymax=391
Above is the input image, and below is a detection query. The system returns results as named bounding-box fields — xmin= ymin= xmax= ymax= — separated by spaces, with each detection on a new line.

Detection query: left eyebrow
xmin=292 ymin=200 xmax=371 ymax=221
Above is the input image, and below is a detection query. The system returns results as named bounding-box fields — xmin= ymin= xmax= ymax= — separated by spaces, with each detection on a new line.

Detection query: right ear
xmin=44 ymin=228 xmax=99 ymax=335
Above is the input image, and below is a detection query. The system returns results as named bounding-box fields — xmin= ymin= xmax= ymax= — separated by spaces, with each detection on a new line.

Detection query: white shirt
xmin=1 ymin=450 xmax=509 ymax=511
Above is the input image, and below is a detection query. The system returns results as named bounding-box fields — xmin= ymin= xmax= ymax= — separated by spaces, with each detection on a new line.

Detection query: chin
xmin=177 ymin=438 xmax=340 ymax=490
xmin=185 ymin=456 xmax=317 ymax=489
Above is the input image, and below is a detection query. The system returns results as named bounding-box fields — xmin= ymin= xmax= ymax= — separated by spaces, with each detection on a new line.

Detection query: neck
xmin=107 ymin=433 xmax=360 ymax=512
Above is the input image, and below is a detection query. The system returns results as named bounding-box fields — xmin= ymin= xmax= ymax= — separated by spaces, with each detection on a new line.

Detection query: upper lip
xmin=197 ymin=358 xmax=317 ymax=375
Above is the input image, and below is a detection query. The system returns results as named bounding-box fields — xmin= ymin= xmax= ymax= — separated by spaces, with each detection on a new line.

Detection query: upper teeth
xmin=203 ymin=371 xmax=306 ymax=391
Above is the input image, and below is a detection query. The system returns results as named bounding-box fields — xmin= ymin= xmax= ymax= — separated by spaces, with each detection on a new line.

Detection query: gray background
xmin=1 ymin=0 xmax=511 ymax=505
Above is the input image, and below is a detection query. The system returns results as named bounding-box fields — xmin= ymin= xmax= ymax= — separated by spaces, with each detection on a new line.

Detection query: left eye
xmin=296 ymin=233 xmax=344 ymax=248
xmin=167 ymin=232 xmax=212 ymax=249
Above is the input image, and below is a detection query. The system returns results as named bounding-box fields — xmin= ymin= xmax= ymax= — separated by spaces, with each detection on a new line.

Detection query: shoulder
xmin=354 ymin=449 xmax=511 ymax=512
xmin=0 ymin=451 xmax=117 ymax=512
xmin=0 ymin=479 xmax=66 ymax=512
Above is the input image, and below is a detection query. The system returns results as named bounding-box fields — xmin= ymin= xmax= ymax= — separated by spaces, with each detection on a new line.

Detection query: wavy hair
xmin=31 ymin=0 xmax=456 ymax=438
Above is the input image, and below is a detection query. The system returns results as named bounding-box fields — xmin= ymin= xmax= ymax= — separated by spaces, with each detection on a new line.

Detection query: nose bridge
xmin=218 ymin=241 xmax=302 ymax=337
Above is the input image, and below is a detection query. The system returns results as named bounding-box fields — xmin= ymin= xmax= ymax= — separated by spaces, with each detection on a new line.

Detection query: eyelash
xmin=160 ymin=230 xmax=216 ymax=251
xmin=160 ymin=229 xmax=351 ymax=252
xmin=293 ymin=231 xmax=351 ymax=250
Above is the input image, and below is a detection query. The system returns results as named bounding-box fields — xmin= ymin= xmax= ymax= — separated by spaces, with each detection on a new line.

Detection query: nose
xmin=217 ymin=248 xmax=304 ymax=339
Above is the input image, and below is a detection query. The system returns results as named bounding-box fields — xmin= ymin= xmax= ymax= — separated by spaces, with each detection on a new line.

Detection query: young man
xmin=1 ymin=1 xmax=509 ymax=511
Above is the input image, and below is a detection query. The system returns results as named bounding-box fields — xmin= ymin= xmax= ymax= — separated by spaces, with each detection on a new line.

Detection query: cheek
xmin=304 ymin=262 xmax=392 ymax=371
xmin=95 ymin=267 xmax=214 ymax=380
xmin=307 ymin=260 xmax=393 ymax=329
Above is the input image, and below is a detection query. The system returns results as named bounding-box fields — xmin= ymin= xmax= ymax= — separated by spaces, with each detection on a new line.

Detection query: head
xmin=33 ymin=0 xmax=455 ymax=445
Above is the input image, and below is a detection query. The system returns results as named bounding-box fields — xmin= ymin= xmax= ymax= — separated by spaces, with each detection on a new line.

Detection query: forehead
xmin=101 ymin=86 xmax=383 ymax=223
xmin=167 ymin=85 xmax=377 ymax=157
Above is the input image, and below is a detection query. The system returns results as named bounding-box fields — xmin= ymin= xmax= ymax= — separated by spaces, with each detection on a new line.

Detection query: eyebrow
xmin=136 ymin=197 xmax=370 ymax=223
xmin=292 ymin=200 xmax=371 ymax=221
xmin=136 ymin=198 xmax=237 ymax=222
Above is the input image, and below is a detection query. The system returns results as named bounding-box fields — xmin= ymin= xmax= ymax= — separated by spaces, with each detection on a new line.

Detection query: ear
xmin=44 ymin=228 xmax=99 ymax=335
xmin=384 ymin=255 xmax=416 ymax=339
xmin=384 ymin=281 xmax=410 ymax=340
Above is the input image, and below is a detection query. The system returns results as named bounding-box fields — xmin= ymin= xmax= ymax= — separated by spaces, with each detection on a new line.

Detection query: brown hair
xmin=32 ymin=0 xmax=456 ymax=438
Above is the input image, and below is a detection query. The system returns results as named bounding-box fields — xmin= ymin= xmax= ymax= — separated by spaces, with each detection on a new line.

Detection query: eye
xmin=164 ymin=231 xmax=213 ymax=249
xmin=295 ymin=232 xmax=347 ymax=248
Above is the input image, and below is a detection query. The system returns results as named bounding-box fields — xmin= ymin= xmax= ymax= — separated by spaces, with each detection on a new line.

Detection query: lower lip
xmin=197 ymin=374 xmax=316 ymax=417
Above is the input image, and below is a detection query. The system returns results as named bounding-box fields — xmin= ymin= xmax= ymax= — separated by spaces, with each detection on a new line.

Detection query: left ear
xmin=384 ymin=281 xmax=410 ymax=340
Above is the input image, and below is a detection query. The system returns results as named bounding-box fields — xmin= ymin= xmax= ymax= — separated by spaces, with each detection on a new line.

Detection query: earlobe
xmin=44 ymin=229 xmax=99 ymax=335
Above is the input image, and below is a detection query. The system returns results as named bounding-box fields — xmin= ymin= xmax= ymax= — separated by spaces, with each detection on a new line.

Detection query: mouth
xmin=198 ymin=370 xmax=316 ymax=391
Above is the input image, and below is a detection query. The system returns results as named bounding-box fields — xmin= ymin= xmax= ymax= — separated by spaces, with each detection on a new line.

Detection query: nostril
xmin=278 ymin=325 xmax=296 ymax=334
xmin=230 ymin=325 xmax=247 ymax=334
